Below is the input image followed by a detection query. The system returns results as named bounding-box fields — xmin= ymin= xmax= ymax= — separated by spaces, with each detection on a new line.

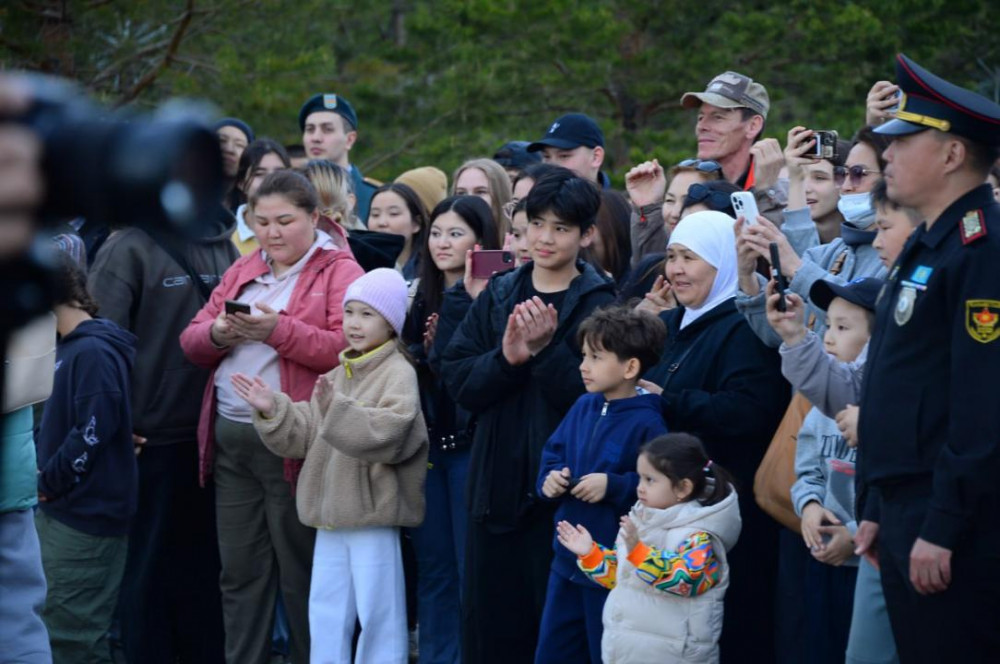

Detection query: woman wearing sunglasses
xmin=626 ymin=157 xmax=724 ymax=267
xmin=735 ymin=126 xmax=892 ymax=348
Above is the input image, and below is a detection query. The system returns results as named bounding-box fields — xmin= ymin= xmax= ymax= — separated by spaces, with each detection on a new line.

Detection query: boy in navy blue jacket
xmin=34 ymin=258 xmax=137 ymax=663
xmin=441 ymin=167 xmax=615 ymax=664
xmin=534 ymin=305 xmax=668 ymax=663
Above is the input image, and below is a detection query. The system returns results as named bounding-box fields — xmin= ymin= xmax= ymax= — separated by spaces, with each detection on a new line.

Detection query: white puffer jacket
xmin=601 ymin=489 xmax=741 ymax=664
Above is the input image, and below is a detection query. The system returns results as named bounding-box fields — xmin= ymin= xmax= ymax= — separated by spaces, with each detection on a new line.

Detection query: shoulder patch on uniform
xmin=960 ymin=210 xmax=986 ymax=245
xmin=966 ymin=299 xmax=1000 ymax=343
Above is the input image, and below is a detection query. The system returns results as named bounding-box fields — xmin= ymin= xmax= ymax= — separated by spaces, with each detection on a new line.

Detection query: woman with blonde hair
xmin=303 ymin=159 xmax=361 ymax=233
xmin=452 ymin=158 xmax=512 ymax=243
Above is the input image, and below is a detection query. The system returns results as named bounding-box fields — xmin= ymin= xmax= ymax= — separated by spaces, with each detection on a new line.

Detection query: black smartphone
xmin=811 ymin=130 xmax=839 ymax=160
xmin=224 ymin=299 xmax=252 ymax=316
xmin=769 ymin=242 xmax=788 ymax=313
xmin=566 ymin=477 xmax=581 ymax=492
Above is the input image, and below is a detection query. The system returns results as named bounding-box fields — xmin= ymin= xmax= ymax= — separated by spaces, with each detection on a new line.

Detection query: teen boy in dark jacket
xmin=441 ymin=168 xmax=615 ymax=664
xmin=87 ymin=205 xmax=237 ymax=664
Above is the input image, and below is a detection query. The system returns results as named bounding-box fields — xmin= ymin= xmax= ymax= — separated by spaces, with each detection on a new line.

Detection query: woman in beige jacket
xmin=232 ymin=268 xmax=428 ymax=664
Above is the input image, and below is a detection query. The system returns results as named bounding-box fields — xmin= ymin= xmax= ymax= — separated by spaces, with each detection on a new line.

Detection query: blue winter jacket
xmin=537 ymin=391 xmax=668 ymax=584
xmin=36 ymin=318 xmax=138 ymax=536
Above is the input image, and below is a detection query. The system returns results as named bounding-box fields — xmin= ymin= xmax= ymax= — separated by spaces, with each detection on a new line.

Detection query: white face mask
xmin=837 ymin=192 xmax=876 ymax=229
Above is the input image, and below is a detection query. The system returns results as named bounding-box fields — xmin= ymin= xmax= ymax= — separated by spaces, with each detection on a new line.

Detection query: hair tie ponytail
xmin=703 ymin=459 xmax=714 ymax=474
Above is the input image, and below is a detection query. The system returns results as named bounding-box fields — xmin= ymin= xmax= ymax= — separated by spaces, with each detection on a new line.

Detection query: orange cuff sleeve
xmin=579 ymin=543 xmax=606 ymax=568
xmin=626 ymin=541 xmax=652 ymax=567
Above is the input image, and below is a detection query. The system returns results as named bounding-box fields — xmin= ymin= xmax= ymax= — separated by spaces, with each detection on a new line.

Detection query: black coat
xmin=404 ymin=286 xmax=474 ymax=443
xmin=859 ymin=184 xmax=1000 ymax=549
xmin=645 ymin=298 xmax=790 ymax=485
xmin=440 ymin=261 xmax=616 ymax=530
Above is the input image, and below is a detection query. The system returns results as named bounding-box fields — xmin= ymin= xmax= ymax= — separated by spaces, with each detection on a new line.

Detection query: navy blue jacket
xmin=441 ymin=260 xmax=616 ymax=530
xmin=536 ymin=391 xmax=667 ymax=584
xmin=37 ymin=318 xmax=138 ymax=536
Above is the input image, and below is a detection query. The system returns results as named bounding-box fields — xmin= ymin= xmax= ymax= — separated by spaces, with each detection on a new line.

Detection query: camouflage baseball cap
xmin=680 ymin=71 xmax=770 ymax=119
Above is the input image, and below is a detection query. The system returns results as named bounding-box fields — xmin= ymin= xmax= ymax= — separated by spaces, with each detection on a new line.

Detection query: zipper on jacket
xmin=586 ymin=401 xmax=610 ymax=454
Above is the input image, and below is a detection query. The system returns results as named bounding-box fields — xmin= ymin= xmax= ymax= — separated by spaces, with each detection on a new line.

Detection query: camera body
xmin=13 ymin=74 xmax=225 ymax=237
xmin=811 ymin=130 xmax=839 ymax=160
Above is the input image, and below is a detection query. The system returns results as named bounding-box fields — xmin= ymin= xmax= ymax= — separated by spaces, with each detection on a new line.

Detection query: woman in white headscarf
xmin=642 ymin=210 xmax=790 ymax=662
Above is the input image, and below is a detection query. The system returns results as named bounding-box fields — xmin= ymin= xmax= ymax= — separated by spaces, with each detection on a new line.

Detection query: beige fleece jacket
xmin=253 ymin=341 xmax=428 ymax=529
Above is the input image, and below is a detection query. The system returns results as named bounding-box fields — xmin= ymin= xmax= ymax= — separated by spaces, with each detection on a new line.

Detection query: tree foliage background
xmin=3 ymin=0 xmax=999 ymax=185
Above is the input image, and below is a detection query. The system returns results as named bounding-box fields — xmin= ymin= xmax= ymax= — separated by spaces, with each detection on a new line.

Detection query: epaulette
xmin=363 ymin=176 xmax=383 ymax=188
xmin=960 ymin=209 xmax=987 ymax=245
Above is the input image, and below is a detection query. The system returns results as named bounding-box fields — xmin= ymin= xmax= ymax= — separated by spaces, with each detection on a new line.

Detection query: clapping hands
xmin=502 ymin=296 xmax=558 ymax=366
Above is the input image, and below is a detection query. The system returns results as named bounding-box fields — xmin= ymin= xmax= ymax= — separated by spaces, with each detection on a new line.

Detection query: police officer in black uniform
xmin=855 ymin=54 xmax=1000 ymax=661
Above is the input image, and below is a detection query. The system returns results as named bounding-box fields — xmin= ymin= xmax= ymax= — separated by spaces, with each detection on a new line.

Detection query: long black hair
xmin=233 ymin=138 xmax=292 ymax=208
xmin=586 ymin=190 xmax=633 ymax=283
xmin=416 ymin=195 xmax=500 ymax=315
xmin=640 ymin=433 xmax=736 ymax=506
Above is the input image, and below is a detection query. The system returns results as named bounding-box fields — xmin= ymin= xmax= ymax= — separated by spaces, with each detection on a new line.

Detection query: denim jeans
xmin=407 ymin=446 xmax=470 ymax=664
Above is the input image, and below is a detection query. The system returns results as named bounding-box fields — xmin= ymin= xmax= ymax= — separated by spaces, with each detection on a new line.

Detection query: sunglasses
xmin=677 ymin=158 xmax=723 ymax=173
xmin=834 ymin=165 xmax=881 ymax=187
xmin=685 ymin=183 xmax=734 ymax=211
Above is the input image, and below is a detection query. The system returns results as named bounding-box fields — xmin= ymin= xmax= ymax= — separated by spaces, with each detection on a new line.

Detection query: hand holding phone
xmin=225 ymin=299 xmax=252 ymax=316
xmin=731 ymin=191 xmax=760 ymax=226
xmin=769 ymin=242 xmax=789 ymax=312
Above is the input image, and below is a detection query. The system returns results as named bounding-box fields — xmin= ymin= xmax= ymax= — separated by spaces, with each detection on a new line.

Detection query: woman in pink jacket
xmin=181 ymin=170 xmax=363 ymax=664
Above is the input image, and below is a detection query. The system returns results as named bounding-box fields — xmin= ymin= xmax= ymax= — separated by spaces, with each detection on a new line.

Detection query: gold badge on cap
xmin=966 ymin=300 xmax=1000 ymax=343
xmin=894 ymin=286 xmax=916 ymax=326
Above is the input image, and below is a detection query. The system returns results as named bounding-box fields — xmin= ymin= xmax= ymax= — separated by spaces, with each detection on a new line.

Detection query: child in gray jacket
xmin=767 ymin=276 xmax=901 ymax=664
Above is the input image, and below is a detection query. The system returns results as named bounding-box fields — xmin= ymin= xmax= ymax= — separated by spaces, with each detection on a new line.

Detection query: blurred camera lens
xmin=16 ymin=74 xmax=224 ymax=238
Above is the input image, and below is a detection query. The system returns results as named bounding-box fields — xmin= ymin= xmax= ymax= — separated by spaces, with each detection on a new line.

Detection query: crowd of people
xmin=2 ymin=51 xmax=1000 ymax=664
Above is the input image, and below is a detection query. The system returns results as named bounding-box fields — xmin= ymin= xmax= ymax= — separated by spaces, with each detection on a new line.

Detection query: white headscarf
xmin=667 ymin=210 xmax=738 ymax=329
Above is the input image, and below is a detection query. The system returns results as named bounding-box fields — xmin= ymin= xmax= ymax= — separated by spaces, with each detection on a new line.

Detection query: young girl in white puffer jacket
xmin=557 ymin=432 xmax=741 ymax=663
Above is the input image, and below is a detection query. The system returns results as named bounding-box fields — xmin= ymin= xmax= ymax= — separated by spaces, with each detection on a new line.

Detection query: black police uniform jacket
xmin=440 ymin=261 xmax=615 ymax=531
xmin=859 ymin=184 xmax=1000 ymax=550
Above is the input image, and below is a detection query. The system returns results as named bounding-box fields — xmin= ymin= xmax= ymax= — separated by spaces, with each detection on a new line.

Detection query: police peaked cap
xmin=876 ymin=54 xmax=1000 ymax=146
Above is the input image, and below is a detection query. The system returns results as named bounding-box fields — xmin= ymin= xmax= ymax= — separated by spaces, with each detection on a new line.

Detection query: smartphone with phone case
xmin=731 ymin=191 xmax=760 ymax=225
xmin=470 ymin=250 xmax=514 ymax=280
xmin=811 ymin=130 xmax=839 ymax=160
xmin=768 ymin=242 xmax=789 ymax=313
xmin=224 ymin=299 xmax=252 ymax=316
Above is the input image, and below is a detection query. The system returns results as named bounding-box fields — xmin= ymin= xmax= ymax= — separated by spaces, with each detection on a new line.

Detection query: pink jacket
xmin=180 ymin=246 xmax=364 ymax=487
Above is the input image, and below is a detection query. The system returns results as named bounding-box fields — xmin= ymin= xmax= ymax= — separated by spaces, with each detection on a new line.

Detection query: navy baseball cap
xmin=493 ymin=141 xmax=542 ymax=170
xmin=299 ymin=93 xmax=359 ymax=132
xmin=527 ymin=113 xmax=605 ymax=152
xmin=875 ymin=54 xmax=1000 ymax=145
xmin=810 ymin=277 xmax=885 ymax=313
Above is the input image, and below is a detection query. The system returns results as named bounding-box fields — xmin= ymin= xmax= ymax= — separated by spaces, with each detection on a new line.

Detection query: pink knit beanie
xmin=342 ymin=268 xmax=408 ymax=337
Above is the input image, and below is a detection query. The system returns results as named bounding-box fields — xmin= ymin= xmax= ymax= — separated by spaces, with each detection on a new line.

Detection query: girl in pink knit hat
xmin=232 ymin=267 xmax=429 ymax=664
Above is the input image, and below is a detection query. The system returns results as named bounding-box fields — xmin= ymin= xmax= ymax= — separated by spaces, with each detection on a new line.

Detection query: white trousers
xmin=309 ymin=526 xmax=407 ymax=664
